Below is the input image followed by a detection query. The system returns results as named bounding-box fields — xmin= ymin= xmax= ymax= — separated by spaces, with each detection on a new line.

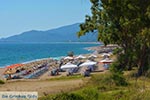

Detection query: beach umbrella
xmin=101 ymin=53 xmax=111 ymax=57
xmin=75 ymin=55 xmax=86 ymax=59
xmin=88 ymin=54 xmax=97 ymax=58
xmin=6 ymin=64 xmax=24 ymax=70
xmin=61 ymin=62 xmax=77 ymax=69
xmin=64 ymin=56 xmax=74 ymax=60
xmin=79 ymin=60 xmax=97 ymax=67
xmin=99 ymin=58 xmax=113 ymax=64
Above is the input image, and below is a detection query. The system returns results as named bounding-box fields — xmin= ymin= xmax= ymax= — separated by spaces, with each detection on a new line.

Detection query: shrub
xmin=90 ymin=73 xmax=115 ymax=87
xmin=111 ymin=71 xmax=128 ymax=86
xmin=51 ymin=93 xmax=85 ymax=100
xmin=81 ymin=88 xmax=99 ymax=100
xmin=0 ymin=80 xmax=5 ymax=84
xmin=110 ymin=61 xmax=128 ymax=86
xmin=40 ymin=88 xmax=99 ymax=100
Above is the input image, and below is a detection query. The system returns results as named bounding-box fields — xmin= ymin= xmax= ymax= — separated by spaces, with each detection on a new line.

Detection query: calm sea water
xmin=0 ymin=43 xmax=100 ymax=67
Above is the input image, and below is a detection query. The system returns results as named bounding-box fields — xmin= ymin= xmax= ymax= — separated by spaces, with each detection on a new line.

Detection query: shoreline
xmin=86 ymin=44 xmax=118 ymax=53
xmin=0 ymin=43 xmax=114 ymax=81
xmin=0 ymin=44 xmax=116 ymax=69
xmin=0 ymin=44 xmax=116 ymax=96
xmin=0 ymin=43 xmax=100 ymax=68
xmin=0 ymin=41 xmax=101 ymax=44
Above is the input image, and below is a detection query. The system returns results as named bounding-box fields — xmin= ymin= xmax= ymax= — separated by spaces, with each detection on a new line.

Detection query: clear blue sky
xmin=0 ymin=0 xmax=91 ymax=38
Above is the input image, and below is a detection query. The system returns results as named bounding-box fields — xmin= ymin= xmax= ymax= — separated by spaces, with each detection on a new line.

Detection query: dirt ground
xmin=0 ymin=79 xmax=84 ymax=97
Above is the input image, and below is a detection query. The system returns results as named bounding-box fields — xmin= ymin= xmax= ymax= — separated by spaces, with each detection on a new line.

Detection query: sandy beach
xmin=0 ymin=45 xmax=116 ymax=97
xmin=0 ymin=68 xmax=5 ymax=80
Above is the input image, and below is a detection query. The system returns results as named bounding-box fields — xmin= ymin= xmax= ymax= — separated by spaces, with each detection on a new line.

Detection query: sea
xmin=0 ymin=43 xmax=100 ymax=67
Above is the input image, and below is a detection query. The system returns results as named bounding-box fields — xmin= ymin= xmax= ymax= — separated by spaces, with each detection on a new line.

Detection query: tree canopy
xmin=78 ymin=0 xmax=150 ymax=76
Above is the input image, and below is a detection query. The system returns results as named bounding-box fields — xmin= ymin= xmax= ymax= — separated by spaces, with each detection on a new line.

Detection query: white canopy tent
xmin=60 ymin=62 xmax=77 ymax=69
xmin=79 ymin=60 xmax=97 ymax=67
xmin=75 ymin=55 xmax=86 ymax=59
xmin=100 ymin=58 xmax=113 ymax=64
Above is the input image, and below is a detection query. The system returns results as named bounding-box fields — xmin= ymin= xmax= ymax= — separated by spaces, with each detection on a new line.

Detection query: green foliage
xmin=67 ymin=51 xmax=74 ymax=57
xmin=90 ymin=73 xmax=114 ymax=87
xmin=0 ymin=80 xmax=5 ymax=84
xmin=111 ymin=72 xmax=128 ymax=86
xmin=51 ymin=93 xmax=85 ymax=100
xmin=80 ymin=88 xmax=99 ymax=100
xmin=39 ymin=71 xmax=150 ymax=100
xmin=91 ymin=69 xmax=127 ymax=87
xmin=129 ymin=90 xmax=150 ymax=100
xmin=40 ymin=88 xmax=99 ymax=100
xmin=113 ymin=47 xmax=123 ymax=55
xmin=78 ymin=0 xmax=150 ymax=76
xmin=110 ymin=61 xmax=128 ymax=86
xmin=39 ymin=93 xmax=84 ymax=100
xmin=47 ymin=75 xmax=83 ymax=81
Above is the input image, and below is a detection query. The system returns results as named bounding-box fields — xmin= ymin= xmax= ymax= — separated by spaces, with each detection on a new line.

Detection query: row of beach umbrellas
xmin=61 ymin=60 xmax=97 ymax=69
xmin=63 ymin=52 xmax=112 ymax=60
xmin=61 ymin=58 xmax=113 ymax=69
xmin=4 ymin=53 xmax=113 ymax=74
xmin=63 ymin=54 xmax=98 ymax=60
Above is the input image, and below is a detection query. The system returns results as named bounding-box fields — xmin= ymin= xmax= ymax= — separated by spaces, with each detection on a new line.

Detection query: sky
xmin=0 ymin=0 xmax=91 ymax=38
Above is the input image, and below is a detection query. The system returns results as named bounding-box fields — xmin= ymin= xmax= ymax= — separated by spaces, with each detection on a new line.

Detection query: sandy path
xmin=0 ymin=79 xmax=83 ymax=97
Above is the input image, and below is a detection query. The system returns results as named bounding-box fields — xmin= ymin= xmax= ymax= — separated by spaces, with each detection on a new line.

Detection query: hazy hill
xmin=0 ymin=23 xmax=98 ymax=43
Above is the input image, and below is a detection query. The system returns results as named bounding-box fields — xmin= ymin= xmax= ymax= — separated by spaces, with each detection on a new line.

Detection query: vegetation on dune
xmin=39 ymin=71 xmax=150 ymax=100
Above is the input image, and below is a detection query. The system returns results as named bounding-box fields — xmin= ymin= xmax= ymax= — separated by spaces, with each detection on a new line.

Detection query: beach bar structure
xmin=3 ymin=64 xmax=24 ymax=79
xmin=6 ymin=64 xmax=24 ymax=70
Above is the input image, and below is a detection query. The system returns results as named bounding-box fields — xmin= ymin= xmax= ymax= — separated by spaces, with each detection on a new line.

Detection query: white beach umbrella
xmin=108 ymin=52 xmax=113 ymax=55
xmin=75 ymin=55 xmax=86 ymax=59
xmin=100 ymin=58 xmax=113 ymax=64
xmin=64 ymin=56 xmax=74 ymax=60
xmin=61 ymin=62 xmax=77 ymax=69
xmin=101 ymin=53 xmax=111 ymax=57
xmin=88 ymin=54 xmax=97 ymax=58
xmin=79 ymin=60 xmax=97 ymax=67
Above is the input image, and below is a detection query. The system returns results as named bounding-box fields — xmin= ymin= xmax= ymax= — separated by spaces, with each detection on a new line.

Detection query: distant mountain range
xmin=0 ymin=23 xmax=98 ymax=43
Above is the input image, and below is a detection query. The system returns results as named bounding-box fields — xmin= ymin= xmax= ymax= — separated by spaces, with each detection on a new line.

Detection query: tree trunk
xmin=137 ymin=46 xmax=147 ymax=76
